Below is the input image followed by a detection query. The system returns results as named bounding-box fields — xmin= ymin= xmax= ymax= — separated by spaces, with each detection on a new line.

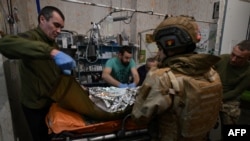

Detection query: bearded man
xmin=102 ymin=45 xmax=139 ymax=88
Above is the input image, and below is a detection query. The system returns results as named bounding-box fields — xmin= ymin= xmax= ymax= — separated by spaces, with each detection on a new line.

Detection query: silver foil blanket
xmin=88 ymin=87 xmax=138 ymax=113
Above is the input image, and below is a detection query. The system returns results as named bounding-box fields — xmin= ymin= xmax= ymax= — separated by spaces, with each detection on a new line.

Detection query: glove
xmin=118 ymin=83 xmax=128 ymax=88
xmin=63 ymin=69 xmax=71 ymax=75
xmin=128 ymin=83 xmax=136 ymax=88
xmin=53 ymin=51 xmax=76 ymax=70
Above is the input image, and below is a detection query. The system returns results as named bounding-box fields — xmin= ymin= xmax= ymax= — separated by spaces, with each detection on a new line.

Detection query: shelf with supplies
xmin=75 ymin=44 xmax=123 ymax=87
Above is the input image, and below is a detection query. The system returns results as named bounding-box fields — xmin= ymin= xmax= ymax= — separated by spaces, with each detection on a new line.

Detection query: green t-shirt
xmin=104 ymin=57 xmax=136 ymax=83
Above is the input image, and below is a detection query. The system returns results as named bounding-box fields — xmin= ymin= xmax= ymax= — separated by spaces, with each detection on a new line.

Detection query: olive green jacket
xmin=0 ymin=27 xmax=61 ymax=109
xmin=214 ymin=54 xmax=250 ymax=101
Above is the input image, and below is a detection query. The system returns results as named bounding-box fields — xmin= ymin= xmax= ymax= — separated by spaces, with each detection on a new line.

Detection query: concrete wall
xmin=2 ymin=0 xmax=250 ymax=57
xmin=219 ymin=0 xmax=250 ymax=54
xmin=0 ymin=0 xmax=221 ymax=60
xmin=0 ymin=0 xmax=29 ymax=34
xmin=0 ymin=55 xmax=15 ymax=141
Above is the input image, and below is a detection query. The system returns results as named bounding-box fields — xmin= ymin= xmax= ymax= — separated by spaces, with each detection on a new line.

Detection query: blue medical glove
xmin=128 ymin=83 xmax=136 ymax=88
xmin=53 ymin=51 xmax=76 ymax=70
xmin=63 ymin=69 xmax=71 ymax=75
xmin=118 ymin=83 xmax=128 ymax=88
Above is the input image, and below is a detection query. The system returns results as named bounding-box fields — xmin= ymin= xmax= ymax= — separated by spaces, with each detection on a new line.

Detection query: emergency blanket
xmin=88 ymin=87 xmax=137 ymax=113
xmin=50 ymin=75 xmax=136 ymax=120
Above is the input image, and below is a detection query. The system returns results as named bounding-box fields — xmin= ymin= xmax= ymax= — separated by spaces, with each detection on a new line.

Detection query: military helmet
xmin=153 ymin=15 xmax=201 ymax=54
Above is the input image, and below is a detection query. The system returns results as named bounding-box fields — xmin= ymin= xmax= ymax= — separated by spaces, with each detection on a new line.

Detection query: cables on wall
xmin=60 ymin=0 xmax=165 ymax=17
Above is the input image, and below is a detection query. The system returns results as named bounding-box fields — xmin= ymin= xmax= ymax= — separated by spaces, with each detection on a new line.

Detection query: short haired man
xmin=102 ymin=46 xmax=139 ymax=88
xmin=214 ymin=40 xmax=250 ymax=125
xmin=0 ymin=6 xmax=75 ymax=141
xmin=137 ymin=57 xmax=158 ymax=86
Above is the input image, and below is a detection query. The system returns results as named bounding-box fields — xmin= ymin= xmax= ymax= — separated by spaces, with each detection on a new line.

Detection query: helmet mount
xmin=153 ymin=15 xmax=200 ymax=55
xmin=155 ymin=27 xmax=193 ymax=50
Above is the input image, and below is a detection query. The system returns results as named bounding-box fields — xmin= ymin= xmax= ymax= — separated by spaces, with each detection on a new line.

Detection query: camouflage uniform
xmin=132 ymin=54 xmax=222 ymax=141
xmin=131 ymin=15 xmax=223 ymax=141
xmin=221 ymin=100 xmax=240 ymax=125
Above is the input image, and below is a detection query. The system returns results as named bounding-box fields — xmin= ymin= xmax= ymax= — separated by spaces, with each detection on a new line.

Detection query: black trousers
xmin=22 ymin=104 xmax=50 ymax=141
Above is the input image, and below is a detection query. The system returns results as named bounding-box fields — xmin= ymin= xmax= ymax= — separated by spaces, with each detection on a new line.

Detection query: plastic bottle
xmin=104 ymin=15 xmax=113 ymax=37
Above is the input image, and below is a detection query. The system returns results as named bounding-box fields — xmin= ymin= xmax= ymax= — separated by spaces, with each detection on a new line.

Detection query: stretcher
xmin=46 ymin=76 xmax=151 ymax=141
xmin=46 ymin=103 xmax=150 ymax=141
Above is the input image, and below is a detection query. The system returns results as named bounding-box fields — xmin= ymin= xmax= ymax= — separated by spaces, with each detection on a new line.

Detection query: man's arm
xmin=0 ymin=35 xmax=53 ymax=59
xmin=131 ymin=67 xmax=139 ymax=85
xmin=102 ymin=67 xmax=121 ymax=87
xmin=0 ymin=35 xmax=75 ymax=71
xmin=223 ymin=76 xmax=250 ymax=101
xmin=132 ymin=68 xmax=172 ymax=124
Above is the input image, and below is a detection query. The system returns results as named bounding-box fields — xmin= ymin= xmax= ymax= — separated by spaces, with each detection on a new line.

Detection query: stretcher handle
xmin=117 ymin=114 xmax=132 ymax=137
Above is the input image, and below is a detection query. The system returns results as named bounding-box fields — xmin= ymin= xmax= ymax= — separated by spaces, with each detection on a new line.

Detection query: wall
xmin=219 ymin=0 xmax=250 ymax=54
xmin=0 ymin=0 xmax=29 ymax=34
xmin=3 ymin=0 xmax=250 ymax=57
xmin=0 ymin=0 xmax=220 ymax=61
xmin=26 ymin=0 xmax=160 ymax=40
xmin=137 ymin=0 xmax=220 ymax=60
xmin=0 ymin=55 xmax=15 ymax=141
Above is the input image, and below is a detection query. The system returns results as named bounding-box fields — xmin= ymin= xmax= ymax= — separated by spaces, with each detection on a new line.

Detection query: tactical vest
xmin=166 ymin=67 xmax=222 ymax=138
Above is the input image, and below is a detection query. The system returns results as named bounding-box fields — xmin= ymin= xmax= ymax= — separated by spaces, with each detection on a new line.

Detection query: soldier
xmin=131 ymin=15 xmax=223 ymax=141
xmin=0 ymin=6 xmax=75 ymax=141
xmin=214 ymin=40 xmax=250 ymax=125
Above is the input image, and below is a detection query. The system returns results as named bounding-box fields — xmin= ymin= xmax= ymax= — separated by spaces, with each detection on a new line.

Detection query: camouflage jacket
xmin=132 ymin=54 xmax=222 ymax=141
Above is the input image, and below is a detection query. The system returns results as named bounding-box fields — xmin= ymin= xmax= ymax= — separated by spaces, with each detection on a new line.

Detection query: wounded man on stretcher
xmin=46 ymin=75 xmax=149 ymax=141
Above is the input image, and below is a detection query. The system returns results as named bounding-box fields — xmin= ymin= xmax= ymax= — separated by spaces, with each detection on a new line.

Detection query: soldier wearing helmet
xmin=131 ymin=15 xmax=222 ymax=141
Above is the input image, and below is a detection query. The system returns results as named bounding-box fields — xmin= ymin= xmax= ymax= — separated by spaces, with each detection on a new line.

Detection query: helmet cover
xmin=153 ymin=15 xmax=201 ymax=52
